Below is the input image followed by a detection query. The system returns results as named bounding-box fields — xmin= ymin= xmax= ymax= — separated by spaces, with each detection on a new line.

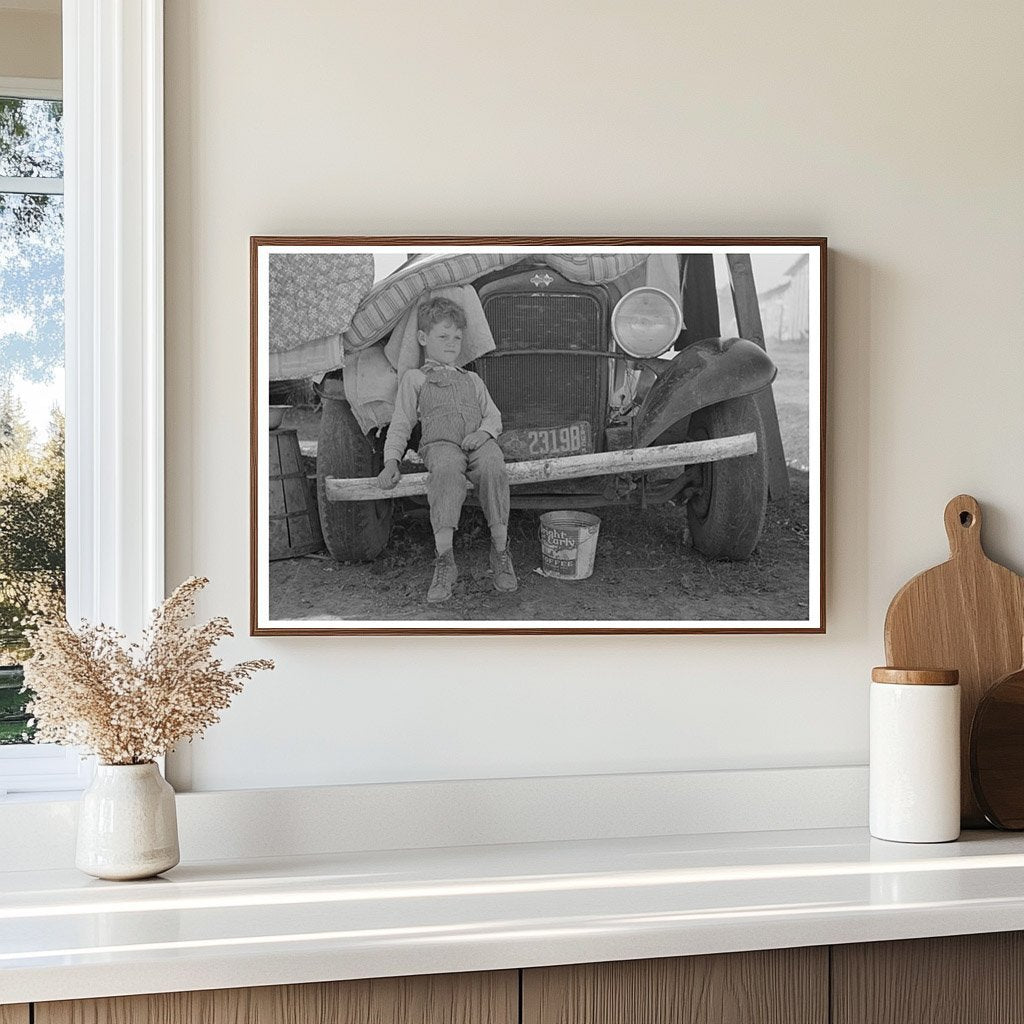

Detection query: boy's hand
xmin=462 ymin=430 xmax=492 ymax=452
xmin=377 ymin=461 xmax=401 ymax=489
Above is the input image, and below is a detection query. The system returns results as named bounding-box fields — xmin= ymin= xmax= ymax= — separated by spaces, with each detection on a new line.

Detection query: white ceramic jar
xmin=870 ymin=667 xmax=961 ymax=843
xmin=76 ymin=762 xmax=180 ymax=880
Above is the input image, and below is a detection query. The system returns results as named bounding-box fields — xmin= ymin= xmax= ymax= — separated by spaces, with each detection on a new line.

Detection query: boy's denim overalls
xmin=418 ymin=366 xmax=510 ymax=535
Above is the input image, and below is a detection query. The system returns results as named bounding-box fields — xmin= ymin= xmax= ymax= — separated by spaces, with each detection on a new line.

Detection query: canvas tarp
xmin=268 ymin=252 xmax=681 ymax=434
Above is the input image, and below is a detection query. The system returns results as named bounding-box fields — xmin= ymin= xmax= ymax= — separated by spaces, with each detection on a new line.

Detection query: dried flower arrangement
xmin=22 ymin=577 xmax=273 ymax=765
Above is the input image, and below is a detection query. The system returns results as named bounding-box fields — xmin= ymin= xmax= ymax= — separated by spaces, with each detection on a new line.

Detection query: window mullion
xmin=0 ymin=175 xmax=64 ymax=195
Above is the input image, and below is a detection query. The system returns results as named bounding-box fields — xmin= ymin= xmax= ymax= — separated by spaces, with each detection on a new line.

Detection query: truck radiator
xmin=476 ymin=292 xmax=608 ymax=438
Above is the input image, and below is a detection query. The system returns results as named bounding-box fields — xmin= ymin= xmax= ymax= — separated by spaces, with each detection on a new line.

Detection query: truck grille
xmin=477 ymin=292 xmax=608 ymax=438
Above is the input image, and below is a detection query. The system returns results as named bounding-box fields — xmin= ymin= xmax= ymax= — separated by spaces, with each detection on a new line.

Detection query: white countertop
xmin=4 ymin=826 xmax=1024 ymax=1005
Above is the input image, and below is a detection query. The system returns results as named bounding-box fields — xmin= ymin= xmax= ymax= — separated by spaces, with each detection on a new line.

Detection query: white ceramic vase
xmin=76 ymin=762 xmax=180 ymax=880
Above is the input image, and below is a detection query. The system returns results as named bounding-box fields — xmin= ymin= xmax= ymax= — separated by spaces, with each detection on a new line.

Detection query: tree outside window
xmin=0 ymin=94 xmax=65 ymax=744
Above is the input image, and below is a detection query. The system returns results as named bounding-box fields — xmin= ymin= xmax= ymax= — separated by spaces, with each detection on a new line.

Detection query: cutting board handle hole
xmin=944 ymin=494 xmax=982 ymax=554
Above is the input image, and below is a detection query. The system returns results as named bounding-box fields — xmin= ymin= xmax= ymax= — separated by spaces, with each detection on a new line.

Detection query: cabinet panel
xmin=0 ymin=1007 xmax=29 ymax=1024
xmin=523 ymin=948 xmax=828 ymax=1024
xmin=832 ymin=932 xmax=1024 ymax=1024
xmin=36 ymin=971 xmax=517 ymax=1024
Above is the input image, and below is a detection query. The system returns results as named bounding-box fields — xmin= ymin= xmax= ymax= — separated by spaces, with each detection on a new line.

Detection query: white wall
xmin=164 ymin=0 xmax=1024 ymax=792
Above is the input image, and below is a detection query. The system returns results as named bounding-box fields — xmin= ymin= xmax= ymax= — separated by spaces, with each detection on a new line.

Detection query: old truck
xmin=316 ymin=251 xmax=783 ymax=563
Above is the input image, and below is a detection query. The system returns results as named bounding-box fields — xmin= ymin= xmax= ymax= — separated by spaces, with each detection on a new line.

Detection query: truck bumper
xmin=325 ymin=433 xmax=757 ymax=503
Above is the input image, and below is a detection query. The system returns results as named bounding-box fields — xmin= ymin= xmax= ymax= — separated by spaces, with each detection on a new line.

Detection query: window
xmin=0 ymin=79 xmax=82 ymax=796
xmin=1 ymin=6 xmax=166 ymax=798
xmin=0 ymin=79 xmax=85 ymax=795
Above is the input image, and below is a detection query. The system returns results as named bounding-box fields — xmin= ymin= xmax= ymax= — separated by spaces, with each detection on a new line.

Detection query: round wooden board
xmin=971 ymin=663 xmax=1024 ymax=829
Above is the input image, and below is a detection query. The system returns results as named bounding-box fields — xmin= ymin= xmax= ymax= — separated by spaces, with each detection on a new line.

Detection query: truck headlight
xmin=611 ymin=287 xmax=683 ymax=358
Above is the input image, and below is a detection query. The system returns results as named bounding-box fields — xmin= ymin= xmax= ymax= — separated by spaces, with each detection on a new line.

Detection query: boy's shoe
xmin=427 ymin=550 xmax=458 ymax=603
xmin=490 ymin=545 xmax=518 ymax=593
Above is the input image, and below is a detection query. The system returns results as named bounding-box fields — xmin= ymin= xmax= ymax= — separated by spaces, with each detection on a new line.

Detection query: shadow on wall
xmin=828 ymin=249 xmax=872 ymax=638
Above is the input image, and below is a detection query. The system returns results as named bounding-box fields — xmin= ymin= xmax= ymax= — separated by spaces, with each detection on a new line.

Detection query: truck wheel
xmin=316 ymin=388 xmax=392 ymax=561
xmin=685 ymin=394 xmax=768 ymax=560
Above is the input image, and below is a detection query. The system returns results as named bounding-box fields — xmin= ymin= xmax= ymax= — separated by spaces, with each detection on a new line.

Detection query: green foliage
xmin=0 ymin=391 xmax=65 ymax=665
xmin=0 ymin=665 xmax=31 ymax=743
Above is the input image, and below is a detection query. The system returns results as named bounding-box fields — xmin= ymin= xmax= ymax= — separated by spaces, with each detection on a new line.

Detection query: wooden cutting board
xmin=884 ymin=494 xmax=1024 ymax=826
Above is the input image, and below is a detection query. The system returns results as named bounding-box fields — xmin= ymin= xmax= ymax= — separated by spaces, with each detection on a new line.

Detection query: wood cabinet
xmin=13 ymin=933 xmax=1024 ymax=1024
xmin=34 ymin=972 xmax=517 ymax=1024
xmin=522 ymin=948 xmax=828 ymax=1024
xmin=831 ymin=932 xmax=1024 ymax=1024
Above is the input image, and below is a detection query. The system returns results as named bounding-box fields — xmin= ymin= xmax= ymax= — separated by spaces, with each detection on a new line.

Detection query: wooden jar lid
xmin=871 ymin=667 xmax=960 ymax=686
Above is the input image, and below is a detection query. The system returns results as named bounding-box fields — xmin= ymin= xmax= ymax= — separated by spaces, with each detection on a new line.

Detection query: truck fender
xmin=634 ymin=337 xmax=777 ymax=448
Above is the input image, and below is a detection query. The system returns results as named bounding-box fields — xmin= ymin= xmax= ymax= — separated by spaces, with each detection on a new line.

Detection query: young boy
xmin=377 ymin=296 xmax=517 ymax=603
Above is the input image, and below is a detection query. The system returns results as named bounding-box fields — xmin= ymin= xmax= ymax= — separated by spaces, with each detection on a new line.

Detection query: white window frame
xmin=0 ymin=0 xmax=164 ymax=797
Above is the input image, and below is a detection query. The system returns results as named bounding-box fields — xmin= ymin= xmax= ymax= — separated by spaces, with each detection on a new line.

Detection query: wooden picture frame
xmin=250 ymin=237 xmax=826 ymax=635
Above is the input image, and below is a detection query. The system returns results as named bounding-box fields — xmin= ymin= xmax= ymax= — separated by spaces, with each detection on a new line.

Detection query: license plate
xmin=498 ymin=421 xmax=593 ymax=462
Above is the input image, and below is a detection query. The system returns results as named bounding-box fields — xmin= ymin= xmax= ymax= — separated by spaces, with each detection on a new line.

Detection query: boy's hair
xmin=417 ymin=296 xmax=467 ymax=332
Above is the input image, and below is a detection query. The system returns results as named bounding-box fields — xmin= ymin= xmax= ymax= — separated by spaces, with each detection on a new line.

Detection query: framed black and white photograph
xmin=250 ymin=237 xmax=826 ymax=635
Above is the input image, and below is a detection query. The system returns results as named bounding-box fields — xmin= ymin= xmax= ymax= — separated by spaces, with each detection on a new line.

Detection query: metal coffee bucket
xmin=538 ymin=511 xmax=601 ymax=580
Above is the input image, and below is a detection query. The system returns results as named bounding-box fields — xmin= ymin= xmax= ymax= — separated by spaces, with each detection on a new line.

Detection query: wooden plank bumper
xmin=325 ymin=433 xmax=757 ymax=503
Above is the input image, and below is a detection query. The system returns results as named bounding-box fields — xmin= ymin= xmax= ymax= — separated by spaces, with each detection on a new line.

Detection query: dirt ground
xmin=269 ymin=468 xmax=810 ymax=623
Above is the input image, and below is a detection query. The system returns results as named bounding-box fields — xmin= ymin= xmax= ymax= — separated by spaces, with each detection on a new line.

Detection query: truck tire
xmin=685 ymin=394 xmax=768 ymax=560
xmin=316 ymin=388 xmax=392 ymax=561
